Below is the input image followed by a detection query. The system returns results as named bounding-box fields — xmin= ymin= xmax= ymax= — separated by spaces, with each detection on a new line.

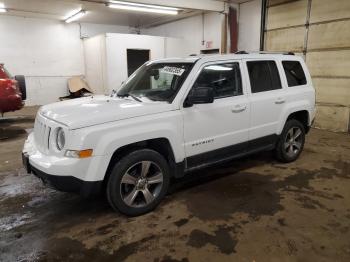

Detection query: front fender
xmin=71 ymin=111 xmax=184 ymax=181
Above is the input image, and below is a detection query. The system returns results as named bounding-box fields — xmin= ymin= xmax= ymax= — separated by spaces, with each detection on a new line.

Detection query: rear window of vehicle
xmin=282 ymin=61 xmax=307 ymax=87
xmin=247 ymin=60 xmax=282 ymax=93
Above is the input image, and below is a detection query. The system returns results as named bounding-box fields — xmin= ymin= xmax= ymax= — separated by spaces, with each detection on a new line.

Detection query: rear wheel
xmin=107 ymin=149 xmax=170 ymax=216
xmin=275 ymin=119 xmax=305 ymax=163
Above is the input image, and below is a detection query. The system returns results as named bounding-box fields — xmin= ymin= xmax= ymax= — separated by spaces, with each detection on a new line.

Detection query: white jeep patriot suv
xmin=23 ymin=52 xmax=316 ymax=216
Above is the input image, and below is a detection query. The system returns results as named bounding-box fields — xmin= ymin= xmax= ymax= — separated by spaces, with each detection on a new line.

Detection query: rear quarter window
xmin=282 ymin=61 xmax=307 ymax=87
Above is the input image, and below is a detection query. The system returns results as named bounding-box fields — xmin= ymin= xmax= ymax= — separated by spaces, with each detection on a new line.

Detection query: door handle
xmin=231 ymin=105 xmax=246 ymax=113
xmin=275 ymin=98 xmax=285 ymax=104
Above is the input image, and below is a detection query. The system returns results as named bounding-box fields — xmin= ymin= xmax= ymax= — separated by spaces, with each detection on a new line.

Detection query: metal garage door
xmin=263 ymin=0 xmax=350 ymax=132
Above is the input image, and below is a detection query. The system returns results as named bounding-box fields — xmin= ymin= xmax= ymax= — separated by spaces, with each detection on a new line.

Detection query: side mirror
xmin=184 ymin=86 xmax=214 ymax=107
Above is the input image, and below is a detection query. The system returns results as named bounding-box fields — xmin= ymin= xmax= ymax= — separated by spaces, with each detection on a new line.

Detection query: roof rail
xmin=258 ymin=51 xmax=295 ymax=55
xmin=234 ymin=50 xmax=295 ymax=55
xmin=235 ymin=51 xmax=249 ymax=54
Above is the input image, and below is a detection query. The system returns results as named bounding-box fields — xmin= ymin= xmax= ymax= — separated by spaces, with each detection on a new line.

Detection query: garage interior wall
xmin=142 ymin=12 xmax=225 ymax=55
xmin=237 ymin=0 xmax=262 ymax=51
xmin=0 ymin=15 xmax=135 ymax=106
xmin=84 ymin=33 xmax=185 ymax=93
xmin=264 ymin=0 xmax=350 ymax=132
xmin=0 ymin=15 xmax=83 ymax=106
xmin=0 ymin=12 xmax=231 ymax=106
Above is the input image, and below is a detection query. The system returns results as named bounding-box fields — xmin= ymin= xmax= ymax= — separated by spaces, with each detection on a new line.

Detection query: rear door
xmin=244 ymin=59 xmax=286 ymax=146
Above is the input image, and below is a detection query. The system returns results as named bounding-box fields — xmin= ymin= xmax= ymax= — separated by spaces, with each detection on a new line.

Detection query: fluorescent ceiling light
xmin=0 ymin=2 xmax=7 ymax=12
xmin=65 ymin=10 xmax=86 ymax=23
xmin=107 ymin=1 xmax=179 ymax=15
xmin=110 ymin=1 xmax=179 ymax=11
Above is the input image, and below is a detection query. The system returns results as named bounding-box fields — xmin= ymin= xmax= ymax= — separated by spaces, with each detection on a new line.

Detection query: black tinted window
xmin=247 ymin=61 xmax=282 ymax=93
xmin=193 ymin=63 xmax=242 ymax=98
xmin=282 ymin=61 xmax=307 ymax=86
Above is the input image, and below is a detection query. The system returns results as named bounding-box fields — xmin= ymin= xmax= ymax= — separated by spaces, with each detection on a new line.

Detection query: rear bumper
xmin=0 ymin=94 xmax=24 ymax=113
xmin=22 ymin=152 xmax=102 ymax=197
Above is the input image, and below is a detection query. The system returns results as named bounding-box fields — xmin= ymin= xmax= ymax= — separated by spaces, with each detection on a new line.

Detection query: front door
xmin=182 ymin=61 xmax=250 ymax=169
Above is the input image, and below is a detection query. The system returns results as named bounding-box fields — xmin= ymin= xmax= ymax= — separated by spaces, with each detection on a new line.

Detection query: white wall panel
xmin=83 ymin=35 xmax=107 ymax=94
xmin=142 ymin=12 xmax=223 ymax=55
xmin=105 ymin=34 xmax=166 ymax=92
xmin=81 ymin=23 xmax=131 ymax=38
xmin=0 ymin=16 xmax=84 ymax=77
xmin=238 ymin=0 xmax=262 ymax=51
xmin=0 ymin=15 xmax=137 ymax=105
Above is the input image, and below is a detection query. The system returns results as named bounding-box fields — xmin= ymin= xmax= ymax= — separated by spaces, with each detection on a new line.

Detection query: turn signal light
xmin=65 ymin=149 xmax=93 ymax=158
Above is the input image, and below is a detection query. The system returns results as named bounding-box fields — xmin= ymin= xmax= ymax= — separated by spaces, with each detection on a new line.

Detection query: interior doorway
xmin=127 ymin=49 xmax=150 ymax=76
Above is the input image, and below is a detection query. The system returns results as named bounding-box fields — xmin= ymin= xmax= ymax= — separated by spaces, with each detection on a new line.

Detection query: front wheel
xmin=107 ymin=149 xmax=170 ymax=216
xmin=275 ymin=119 xmax=305 ymax=163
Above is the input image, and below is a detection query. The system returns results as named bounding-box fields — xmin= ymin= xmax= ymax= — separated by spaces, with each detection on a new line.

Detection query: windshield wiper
xmin=117 ymin=93 xmax=142 ymax=102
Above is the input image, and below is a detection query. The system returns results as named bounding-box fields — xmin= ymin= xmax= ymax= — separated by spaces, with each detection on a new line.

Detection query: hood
xmin=40 ymin=95 xmax=174 ymax=129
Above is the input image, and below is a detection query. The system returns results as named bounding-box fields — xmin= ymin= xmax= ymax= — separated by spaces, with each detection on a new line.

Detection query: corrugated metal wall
xmin=264 ymin=0 xmax=350 ymax=132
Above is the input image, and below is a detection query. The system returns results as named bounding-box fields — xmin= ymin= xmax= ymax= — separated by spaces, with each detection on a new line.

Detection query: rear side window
xmin=282 ymin=61 xmax=307 ymax=87
xmin=193 ymin=62 xmax=242 ymax=98
xmin=247 ymin=61 xmax=282 ymax=93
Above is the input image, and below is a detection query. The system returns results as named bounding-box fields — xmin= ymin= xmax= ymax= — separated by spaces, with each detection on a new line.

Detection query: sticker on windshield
xmin=160 ymin=66 xmax=185 ymax=76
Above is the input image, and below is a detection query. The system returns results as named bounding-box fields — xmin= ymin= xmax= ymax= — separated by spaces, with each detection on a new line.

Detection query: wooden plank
xmin=265 ymin=27 xmax=305 ymax=52
xmin=310 ymin=0 xmax=350 ymax=23
xmin=308 ymin=20 xmax=350 ymax=50
xmin=313 ymin=78 xmax=350 ymax=107
xmin=267 ymin=0 xmax=307 ymax=30
xmin=314 ymin=105 xmax=349 ymax=132
xmin=307 ymin=50 xmax=350 ymax=77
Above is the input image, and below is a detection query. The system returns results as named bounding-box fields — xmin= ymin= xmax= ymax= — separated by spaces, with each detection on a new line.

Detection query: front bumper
xmin=23 ymin=152 xmax=102 ymax=196
xmin=22 ymin=134 xmax=103 ymax=197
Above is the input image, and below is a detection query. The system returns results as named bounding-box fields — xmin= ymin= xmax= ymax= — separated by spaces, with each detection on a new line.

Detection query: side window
xmin=193 ymin=63 xmax=242 ymax=98
xmin=247 ymin=61 xmax=282 ymax=93
xmin=282 ymin=61 xmax=307 ymax=87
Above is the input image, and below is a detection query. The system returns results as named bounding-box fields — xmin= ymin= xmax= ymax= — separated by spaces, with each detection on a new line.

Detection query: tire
xmin=15 ymin=75 xmax=26 ymax=100
xmin=106 ymin=149 xmax=170 ymax=216
xmin=275 ymin=119 xmax=305 ymax=163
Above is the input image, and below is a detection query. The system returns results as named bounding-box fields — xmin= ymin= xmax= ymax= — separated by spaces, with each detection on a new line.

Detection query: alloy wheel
xmin=120 ymin=161 xmax=164 ymax=208
xmin=284 ymin=126 xmax=303 ymax=158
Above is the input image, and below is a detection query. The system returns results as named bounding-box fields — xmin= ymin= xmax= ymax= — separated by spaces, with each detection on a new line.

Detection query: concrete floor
xmin=0 ymin=106 xmax=350 ymax=262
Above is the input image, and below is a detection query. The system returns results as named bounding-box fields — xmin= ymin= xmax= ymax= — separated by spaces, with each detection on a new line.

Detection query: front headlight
xmin=56 ymin=127 xmax=65 ymax=151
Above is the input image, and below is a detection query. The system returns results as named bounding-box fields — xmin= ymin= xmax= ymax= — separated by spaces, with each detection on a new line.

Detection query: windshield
xmin=116 ymin=62 xmax=194 ymax=103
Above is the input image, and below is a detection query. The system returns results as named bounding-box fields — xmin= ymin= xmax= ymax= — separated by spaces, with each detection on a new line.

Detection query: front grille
xmin=34 ymin=116 xmax=52 ymax=153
